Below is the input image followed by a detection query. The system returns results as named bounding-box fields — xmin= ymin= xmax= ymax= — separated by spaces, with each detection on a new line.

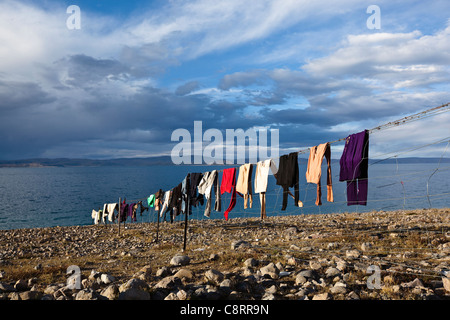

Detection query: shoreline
xmin=0 ymin=207 xmax=449 ymax=300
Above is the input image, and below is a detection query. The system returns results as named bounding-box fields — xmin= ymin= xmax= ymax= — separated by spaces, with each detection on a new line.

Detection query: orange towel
xmin=305 ymin=142 xmax=334 ymax=206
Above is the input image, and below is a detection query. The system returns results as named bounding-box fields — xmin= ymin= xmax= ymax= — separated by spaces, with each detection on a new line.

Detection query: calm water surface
xmin=0 ymin=162 xmax=448 ymax=230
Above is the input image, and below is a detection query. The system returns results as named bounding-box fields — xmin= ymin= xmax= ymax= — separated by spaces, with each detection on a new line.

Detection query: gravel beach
xmin=0 ymin=208 xmax=449 ymax=300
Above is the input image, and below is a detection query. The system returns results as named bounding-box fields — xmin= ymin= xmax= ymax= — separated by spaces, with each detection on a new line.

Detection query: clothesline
xmin=92 ymin=102 xmax=450 ymax=231
xmin=296 ymin=102 xmax=450 ymax=155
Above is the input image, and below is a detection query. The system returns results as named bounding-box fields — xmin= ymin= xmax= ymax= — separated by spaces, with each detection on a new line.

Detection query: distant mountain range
xmin=0 ymin=156 xmax=448 ymax=167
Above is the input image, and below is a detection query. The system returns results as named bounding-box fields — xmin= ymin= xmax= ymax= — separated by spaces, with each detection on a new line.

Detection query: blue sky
xmin=0 ymin=0 xmax=449 ymax=160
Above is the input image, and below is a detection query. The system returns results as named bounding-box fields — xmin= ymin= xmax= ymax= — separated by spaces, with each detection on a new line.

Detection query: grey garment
xmin=181 ymin=174 xmax=189 ymax=215
xmin=214 ymin=170 xmax=221 ymax=212
xmin=198 ymin=170 xmax=218 ymax=217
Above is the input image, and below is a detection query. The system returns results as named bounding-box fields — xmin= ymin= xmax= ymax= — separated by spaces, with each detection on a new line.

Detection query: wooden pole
xmin=183 ymin=175 xmax=190 ymax=252
xmin=118 ymin=197 xmax=121 ymax=236
xmin=156 ymin=208 xmax=160 ymax=243
xmin=183 ymin=195 xmax=189 ymax=252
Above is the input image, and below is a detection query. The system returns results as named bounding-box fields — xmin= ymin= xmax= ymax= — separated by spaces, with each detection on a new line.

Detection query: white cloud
xmin=126 ymin=0 xmax=363 ymax=60
xmin=303 ymin=25 xmax=450 ymax=79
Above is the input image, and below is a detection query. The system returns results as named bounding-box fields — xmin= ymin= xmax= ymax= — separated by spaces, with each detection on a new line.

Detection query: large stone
xmin=154 ymin=276 xmax=183 ymax=290
xmin=298 ymin=269 xmax=317 ymax=280
xmin=101 ymin=273 xmax=115 ymax=285
xmin=205 ymin=269 xmax=224 ymax=285
xmin=173 ymin=268 xmax=194 ymax=280
xmin=325 ymin=267 xmax=341 ymax=278
xmin=231 ymin=240 xmax=251 ymax=250
xmin=19 ymin=290 xmax=43 ymax=300
xmin=443 ymin=277 xmax=450 ymax=293
xmin=119 ymin=278 xmax=150 ymax=300
xmin=164 ymin=292 xmax=178 ymax=300
xmin=312 ymin=292 xmax=332 ymax=300
xmin=44 ymin=285 xmax=60 ymax=295
xmin=0 ymin=282 xmax=16 ymax=293
xmin=134 ymin=266 xmax=152 ymax=282
xmin=156 ymin=266 xmax=170 ymax=277
xmin=170 ymin=255 xmax=190 ymax=266
xmin=75 ymin=288 xmax=100 ymax=300
xmin=244 ymin=258 xmax=258 ymax=267
xmin=346 ymin=250 xmax=361 ymax=259
xmin=100 ymin=284 xmax=119 ymax=300
xmin=330 ymin=282 xmax=347 ymax=294
xmin=119 ymin=287 xmax=150 ymax=300
xmin=295 ymin=274 xmax=307 ymax=285
xmin=176 ymin=289 xmax=190 ymax=300
xmin=260 ymin=263 xmax=279 ymax=279
xmin=14 ymin=279 xmax=28 ymax=291
xmin=401 ymin=278 xmax=424 ymax=289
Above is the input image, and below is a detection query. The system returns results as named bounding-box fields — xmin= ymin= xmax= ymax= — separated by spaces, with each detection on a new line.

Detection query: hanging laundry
xmin=138 ymin=201 xmax=148 ymax=216
xmin=106 ymin=203 xmax=118 ymax=222
xmin=220 ymin=167 xmax=237 ymax=221
xmin=306 ymin=143 xmax=334 ymax=206
xmin=275 ymin=152 xmax=300 ymax=210
xmin=170 ymin=183 xmax=183 ymax=220
xmin=91 ymin=209 xmax=102 ymax=225
xmin=339 ymin=130 xmax=369 ymax=206
xmin=198 ymin=170 xmax=218 ymax=217
xmin=214 ymin=170 xmax=221 ymax=212
xmin=181 ymin=174 xmax=190 ymax=215
xmin=236 ymin=164 xmax=253 ymax=209
xmin=254 ymin=159 xmax=278 ymax=219
xmin=154 ymin=189 xmax=164 ymax=211
xmin=128 ymin=203 xmax=137 ymax=222
xmin=189 ymin=172 xmax=204 ymax=210
xmin=147 ymin=194 xmax=155 ymax=208
xmin=102 ymin=203 xmax=109 ymax=223
xmin=119 ymin=199 xmax=128 ymax=222
xmin=160 ymin=190 xmax=172 ymax=219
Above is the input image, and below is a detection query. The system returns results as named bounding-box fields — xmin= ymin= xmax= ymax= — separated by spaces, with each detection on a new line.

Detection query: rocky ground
xmin=0 ymin=207 xmax=449 ymax=300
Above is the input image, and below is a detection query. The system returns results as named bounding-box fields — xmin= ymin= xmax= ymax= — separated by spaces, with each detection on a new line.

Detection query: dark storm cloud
xmin=0 ymin=80 xmax=54 ymax=112
xmin=175 ymin=81 xmax=200 ymax=96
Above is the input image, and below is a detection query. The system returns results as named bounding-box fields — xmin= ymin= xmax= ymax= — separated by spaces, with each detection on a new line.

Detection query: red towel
xmin=220 ymin=168 xmax=237 ymax=220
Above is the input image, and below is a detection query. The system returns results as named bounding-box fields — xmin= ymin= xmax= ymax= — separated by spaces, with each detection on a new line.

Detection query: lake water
xmin=0 ymin=162 xmax=448 ymax=230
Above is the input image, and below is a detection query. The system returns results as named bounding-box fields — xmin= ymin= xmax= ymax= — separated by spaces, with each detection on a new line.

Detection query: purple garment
xmin=119 ymin=201 xmax=129 ymax=222
xmin=128 ymin=203 xmax=136 ymax=222
xmin=339 ymin=130 xmax=369 ymax=206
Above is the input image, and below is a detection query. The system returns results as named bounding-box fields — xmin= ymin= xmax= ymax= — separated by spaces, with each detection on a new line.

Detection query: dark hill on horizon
xmin=0 ymin=156 xmax=448 ymax=167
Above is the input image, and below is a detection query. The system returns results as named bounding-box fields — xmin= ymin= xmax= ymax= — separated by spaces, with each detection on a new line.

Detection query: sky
xmin=0 ymin=0 xmax=449 ymax=161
